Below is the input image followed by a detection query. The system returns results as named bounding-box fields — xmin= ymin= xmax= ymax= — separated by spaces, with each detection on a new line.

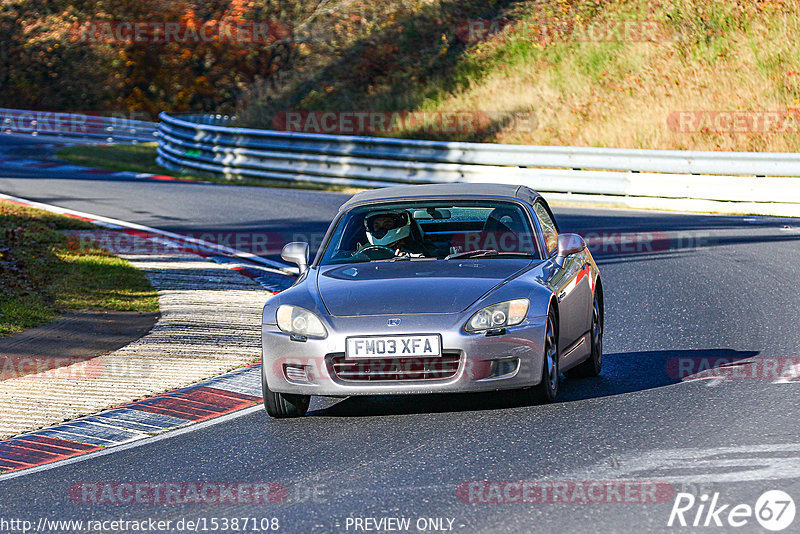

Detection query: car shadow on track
xmin=309 ymin=348 xmax=759 ymax=417
xmin=556 ymin=348 xmax=759 ymax=402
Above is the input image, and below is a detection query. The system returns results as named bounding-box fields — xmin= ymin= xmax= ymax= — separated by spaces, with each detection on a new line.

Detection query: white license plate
xmin=346 ymin=335 xmax=442 ymax=359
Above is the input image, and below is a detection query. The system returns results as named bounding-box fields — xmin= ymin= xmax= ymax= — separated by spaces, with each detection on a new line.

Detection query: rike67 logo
xmin=668 ymin=490 xmax=795 ymax=531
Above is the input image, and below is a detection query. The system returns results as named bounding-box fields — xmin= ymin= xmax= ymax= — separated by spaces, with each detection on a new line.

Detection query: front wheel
xmin=520 ymin=310 xmax=559 ymax=404
xmin=262 ymin=371 xmax=310 ymax=418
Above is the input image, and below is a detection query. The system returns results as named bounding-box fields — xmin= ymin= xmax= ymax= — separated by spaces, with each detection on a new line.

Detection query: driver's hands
xmin=395 ymin=249 xmax=409 ymax=257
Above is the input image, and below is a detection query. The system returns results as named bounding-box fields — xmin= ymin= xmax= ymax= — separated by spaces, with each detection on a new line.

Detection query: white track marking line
xmin=564 ymin=443 xmax=800 ymax=484
xmin=0 ymin=192 xmax=295 ymax=274
xmin=773 ymin=361 xmax=800 ymax=384
xmin=0 ymin=405 xmax=263 ymax=482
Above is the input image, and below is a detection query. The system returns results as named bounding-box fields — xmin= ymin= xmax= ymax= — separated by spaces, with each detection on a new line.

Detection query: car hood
xmin=317 ymin=259 xmax=532 ymax=316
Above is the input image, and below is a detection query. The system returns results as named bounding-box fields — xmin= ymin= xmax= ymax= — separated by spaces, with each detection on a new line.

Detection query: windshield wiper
xmin=444 ymin=250 xmax=533 ymax=260
xmin=444 ymin=249 xmax=498 ymax=260
xmin=367 ymin=255 xmax=413 ymax=263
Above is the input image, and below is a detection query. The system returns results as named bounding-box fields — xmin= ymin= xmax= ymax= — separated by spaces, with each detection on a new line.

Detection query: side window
xmin=533 ymin=202 xmax=558 ymax=256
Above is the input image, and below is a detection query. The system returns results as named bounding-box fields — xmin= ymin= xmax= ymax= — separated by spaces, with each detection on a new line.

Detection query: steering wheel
xmin=352 ymin=245 xmax=397 ymax=260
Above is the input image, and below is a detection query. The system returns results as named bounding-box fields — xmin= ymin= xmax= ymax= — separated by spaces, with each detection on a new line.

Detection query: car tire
xmin=567 ymin=294 xmax=603 ymax=378
xmin=262 ymin=371 xmax=310 ymax=418
xmin=521 ymin=309 xmax=559 ymax=405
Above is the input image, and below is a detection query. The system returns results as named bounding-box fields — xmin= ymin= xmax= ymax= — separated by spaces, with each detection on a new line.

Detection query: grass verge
xmin=56 ymin=144 xmax=363 ymax=193
xmin=57 ymin=143 xmax=169 ymax=177
xmin=0 ymin=200 xmax=159 ymax=337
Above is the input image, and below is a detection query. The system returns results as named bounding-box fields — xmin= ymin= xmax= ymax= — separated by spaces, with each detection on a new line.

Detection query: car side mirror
xmin=281 ymin=242 xmax=310 ymax=273
xmin=555 ymin=234 xmax=586 ymax=267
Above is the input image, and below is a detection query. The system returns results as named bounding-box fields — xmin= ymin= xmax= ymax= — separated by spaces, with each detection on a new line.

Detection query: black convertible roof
xmin=340 ymin=183 xmax=543 ymax=211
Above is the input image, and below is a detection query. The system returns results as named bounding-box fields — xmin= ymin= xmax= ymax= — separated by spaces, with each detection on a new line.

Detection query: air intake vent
xmin=329 ymin=352 xmax=460 ymax=382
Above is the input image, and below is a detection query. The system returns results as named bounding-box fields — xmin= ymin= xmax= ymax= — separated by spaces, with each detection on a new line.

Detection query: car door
xmin=532 ymin=201 xmax=591 ymax=364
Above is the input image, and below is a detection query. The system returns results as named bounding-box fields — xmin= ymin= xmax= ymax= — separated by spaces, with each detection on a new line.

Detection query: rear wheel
xmin=567 ymin=294 xmax=603 ymax=378
xmin=521 ymin=310 xmax=559 ymax=404
xmin=262 ymin=371 xmax=310 ymax=418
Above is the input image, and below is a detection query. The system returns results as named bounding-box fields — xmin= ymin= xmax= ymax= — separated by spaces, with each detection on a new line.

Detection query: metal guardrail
xmin=156 ymin=112 xmax=800 ymax=216
xmin=0 ymin=108 xmax=158 ymax=143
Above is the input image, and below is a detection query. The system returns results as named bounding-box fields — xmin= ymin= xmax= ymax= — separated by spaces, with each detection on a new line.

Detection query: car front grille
xmin=328 ymin=352 xmax=461 ymax=382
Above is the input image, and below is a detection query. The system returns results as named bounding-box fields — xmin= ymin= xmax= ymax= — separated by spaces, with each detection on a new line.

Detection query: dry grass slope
xmin=244 ymin=0 xmax=800 ymax=152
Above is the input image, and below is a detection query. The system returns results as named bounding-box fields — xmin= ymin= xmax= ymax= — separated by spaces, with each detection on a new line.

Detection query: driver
xmin=362 ymin=210 xmax=428 ymax=257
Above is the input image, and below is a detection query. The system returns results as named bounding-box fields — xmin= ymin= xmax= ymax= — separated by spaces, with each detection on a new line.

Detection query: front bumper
xmin=262 ymin=313 xmax=547 ymax=396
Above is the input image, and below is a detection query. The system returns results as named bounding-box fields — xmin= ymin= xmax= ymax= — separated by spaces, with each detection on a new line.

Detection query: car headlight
xmin=465 ymin=299 xmax=529 ymax=332
xmin=277 ymin=305 xmax=327 ymax=338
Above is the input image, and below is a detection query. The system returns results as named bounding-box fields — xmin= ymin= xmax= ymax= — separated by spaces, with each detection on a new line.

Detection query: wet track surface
xmin=1 ymin=135 xmax=799 ymax=532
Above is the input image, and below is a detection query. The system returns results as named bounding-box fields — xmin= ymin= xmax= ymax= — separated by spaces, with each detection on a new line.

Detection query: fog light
xmin=488 ymin=359 xmax=519 ymax=379
xmin=284 ymin=364 xmax=311 ymax=383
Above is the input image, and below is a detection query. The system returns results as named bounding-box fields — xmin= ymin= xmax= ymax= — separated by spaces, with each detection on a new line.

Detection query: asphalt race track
xmin=1 ymin=135 xmax=799 ymax=533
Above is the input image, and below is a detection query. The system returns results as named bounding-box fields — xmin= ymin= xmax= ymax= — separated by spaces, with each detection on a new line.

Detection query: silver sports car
xmin=261 ymin=184 xmax=603 ymax=417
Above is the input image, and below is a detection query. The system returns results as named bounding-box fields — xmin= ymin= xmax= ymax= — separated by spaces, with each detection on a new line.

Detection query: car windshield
xmin=319 ymin=200 xmax=542 ymax=265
